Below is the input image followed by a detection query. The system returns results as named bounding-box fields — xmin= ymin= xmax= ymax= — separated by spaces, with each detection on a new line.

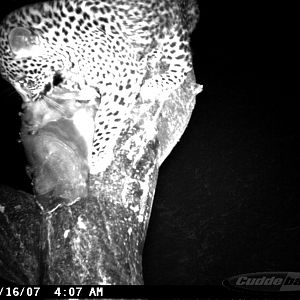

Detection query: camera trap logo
xmin=223 ymin=272 xmax=300 ymax=292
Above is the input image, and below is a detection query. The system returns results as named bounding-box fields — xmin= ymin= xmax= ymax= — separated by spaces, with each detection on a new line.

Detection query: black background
xmin=0 ymin=1 xmax=299 ymax=287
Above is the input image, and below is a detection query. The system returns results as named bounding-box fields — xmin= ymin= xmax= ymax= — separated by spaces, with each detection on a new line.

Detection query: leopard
xmin=0 ymin=0 xmax=200 ymax=174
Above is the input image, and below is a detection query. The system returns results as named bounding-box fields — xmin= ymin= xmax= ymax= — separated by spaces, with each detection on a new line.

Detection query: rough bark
xmin=0 ymin=70 xmax=201 ymax=285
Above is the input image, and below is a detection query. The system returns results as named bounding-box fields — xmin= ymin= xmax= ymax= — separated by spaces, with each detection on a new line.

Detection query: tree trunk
xmin=0 ymin=65 xmax=201 ymax=284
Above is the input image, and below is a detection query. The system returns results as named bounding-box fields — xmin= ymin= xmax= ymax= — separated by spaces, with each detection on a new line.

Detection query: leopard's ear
xmin=8 ymin=27 xmax=41 ymax=58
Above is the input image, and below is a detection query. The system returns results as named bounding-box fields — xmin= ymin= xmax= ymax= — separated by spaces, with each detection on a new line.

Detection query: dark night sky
xmin=0 ymin=1 xmax=299 ymax=289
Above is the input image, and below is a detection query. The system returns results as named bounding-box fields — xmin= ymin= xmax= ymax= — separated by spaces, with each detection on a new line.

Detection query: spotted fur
xmin=0 ymin=0 xmax=199 ymax=173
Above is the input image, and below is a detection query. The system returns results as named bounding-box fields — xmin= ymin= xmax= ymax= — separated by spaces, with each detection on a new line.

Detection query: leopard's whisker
xmin=42 ymin=94 xmax=67 ymax=114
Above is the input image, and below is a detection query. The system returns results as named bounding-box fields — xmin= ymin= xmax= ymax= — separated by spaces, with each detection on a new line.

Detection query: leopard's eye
xmin=16 ymin=75 xmax=26 ymax=84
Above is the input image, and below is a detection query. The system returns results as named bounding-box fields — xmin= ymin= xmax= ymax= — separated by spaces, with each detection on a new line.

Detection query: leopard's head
xmin=0 ymin=5 xmax=64 ymax=102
